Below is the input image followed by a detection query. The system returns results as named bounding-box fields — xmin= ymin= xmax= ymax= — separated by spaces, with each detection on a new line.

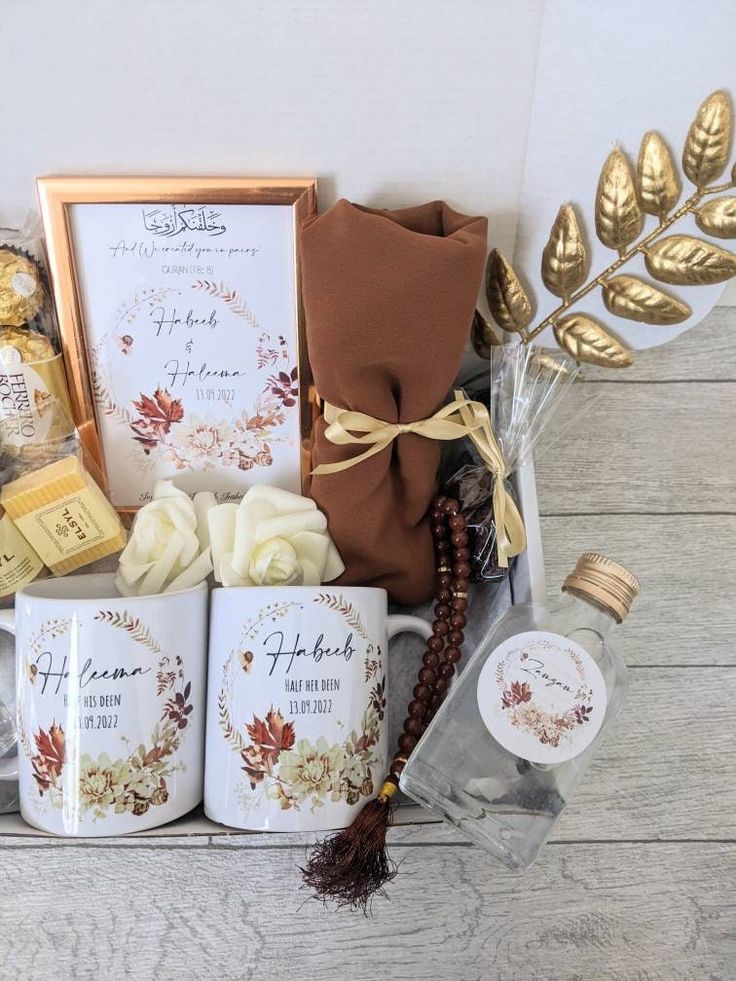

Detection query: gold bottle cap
xmin=563 ymin=552 xmax=640 ymax=623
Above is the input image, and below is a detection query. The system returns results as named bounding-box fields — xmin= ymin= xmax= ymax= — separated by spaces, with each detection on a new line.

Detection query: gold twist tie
xmin=312 ymin=390 xmax=526 ymax=568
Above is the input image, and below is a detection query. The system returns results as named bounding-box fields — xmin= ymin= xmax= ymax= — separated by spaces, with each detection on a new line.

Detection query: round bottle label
xmin=477 ymin=630 xmax=607 ymax=764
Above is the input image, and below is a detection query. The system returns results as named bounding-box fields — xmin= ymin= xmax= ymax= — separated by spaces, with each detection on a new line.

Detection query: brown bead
xmin=450 ymin=613 xmax=466 ymax=630
xmin=433 ymin=676 xmax=448 ymax=694
xmin=442 ymin=498 xmax=459 ymax=514
xmin=390 ymin=758 xmax=406 ymax=776
xmin=437 ymin=588 xmax=452 ymax=604
xmin=432 ymin=523 xmax=447 ymax=540
xmin=423 ymin=651 xmax=439 ymax=668
xmin=428 ymin=635 xmax=444 ymax=652
xmin=451 ymin=531 xmax=468 ymax=548
xmin=434 ymin=603 xmax=451 ymax=620
xmin=454 ymin=578 xmax=470 ymax=593
xmin=453 ymin=561 xmax=471 ymax=579
xmin=448 ymin=629 xmax=464 ymax=647
xmin=438 ymin=572 xmax=453 ymax=587
xmin=404 ymin=717 xmax=423 ymax=736
xmin=432 ymin=619 xmax=449 ymax=637
xmin=430 ymin=509 xmax=443 ymax=522
xmin=430 ymin=692 xmax=443 ymax=709
xmin=451 ymin=597 xmax=468 ymax=612
xmin=445 ymin=646 xmax=462 ymax=663
xmin=413 ymin=684 xmax=430 ymax=701
xmin=454 ymin=547 xmax=471 ymax=562
xmin=435 ymin=495 xmax=447 ymax=509
xmin=418 ymin=667 xmax=435 ymax=686
xmin=424 ymin=707 xmax=436 ymax=723
xmin=408 ymin=699 xmax=426 ymax=718
xmin=398 ymin=733 xmax=417 ymax=753
xmin=440 ymin=662 xmax=455 ymax=678
xmin=449 ymin=514 xmax=466 ymax=531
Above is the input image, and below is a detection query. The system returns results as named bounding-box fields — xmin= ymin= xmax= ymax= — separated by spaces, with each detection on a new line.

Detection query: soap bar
xmin=0 ymin=512 xmax=44 ymax=597
xmin=1 ymin=455 xmax=127 ymax=575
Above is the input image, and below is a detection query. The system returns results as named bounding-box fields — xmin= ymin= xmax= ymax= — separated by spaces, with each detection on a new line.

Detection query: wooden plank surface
xmin=1 ymin=309 xmax=735 ymax=978
xmin=536 ymin=382 xmax=736 ymax=514
xmin=541 ymin=514 xmax=736 ymax=666
xmin=0 ymin=841 xmax=731 ymax=981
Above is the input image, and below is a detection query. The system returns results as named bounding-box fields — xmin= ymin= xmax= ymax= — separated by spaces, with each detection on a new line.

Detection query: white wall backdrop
xmin=3 ymin=1 xmax=735 ymax=309
xmin=2 ymin=0 xmax=543 ymax=257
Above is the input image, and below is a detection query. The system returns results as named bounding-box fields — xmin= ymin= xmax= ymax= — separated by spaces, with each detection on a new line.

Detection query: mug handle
xmin=0 ymin=609 xmax=17 ymax=782
xmin=386 ymin=614 xmax=434 ymax=645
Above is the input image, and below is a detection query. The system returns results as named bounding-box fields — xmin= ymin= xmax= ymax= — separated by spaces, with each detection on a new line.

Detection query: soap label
xmin=477 ymin=630 xmax=607 ymax=764
xmin=0 ymin=354 xmax=74 ymax=447
xmin=0 ymin=514 xmax=44 ymax=597
xmin=15 ymin=494 xmax=107 ymax=563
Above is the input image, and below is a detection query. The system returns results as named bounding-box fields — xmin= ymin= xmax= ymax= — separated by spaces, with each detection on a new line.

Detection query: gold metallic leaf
xmin=595 ymin=148 xmax=644 ymax=252
xmin=471 ymin=308 xmax=502 ymax=358
xmin=682 ymin=90 xmax=732 ymax=188
xmin=644 ymin=234 xmax=736 ymax=285
xmin=485 ymin=249 xmax=533 ymax=334
xmin=602 ymin=274 xmax=691 ymax=325
xmin=530 ymin=351 xmax=574 ymax=378
xmin=637 ymin=131 xmax=681 ymax=218
xmin=695 ymin=196 xmax=736 ymax=238
xmin=541 ymin=204 xmax=587 ymax=299
xmin=553 ymin=313 xmax=633 ymax=368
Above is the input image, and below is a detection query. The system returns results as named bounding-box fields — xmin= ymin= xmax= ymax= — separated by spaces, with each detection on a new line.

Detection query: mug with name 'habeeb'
xmin=204 ymin=585 xmax=432 ymax=832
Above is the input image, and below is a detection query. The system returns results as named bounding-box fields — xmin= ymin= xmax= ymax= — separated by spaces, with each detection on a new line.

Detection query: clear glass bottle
xmin=400 ymin=552 xmax=639 ymax=871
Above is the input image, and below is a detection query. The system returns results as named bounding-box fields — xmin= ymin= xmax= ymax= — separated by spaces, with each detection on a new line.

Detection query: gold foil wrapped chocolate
xmin=0 ymin=325 xmax=55 ymax=363
xmin=0 ymin=250 xmax=43 ymax=326
xmin=0 ymin=327 xmax=73 ymax=447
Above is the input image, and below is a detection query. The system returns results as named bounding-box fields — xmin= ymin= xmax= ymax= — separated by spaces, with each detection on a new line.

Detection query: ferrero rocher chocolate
xmin=0 ymin=327 xmax=73 ymax=447
xmin=0 ymin=250 xmax=44 ymax=326
xmin=0 ymin=325 xmax=55 ymax=364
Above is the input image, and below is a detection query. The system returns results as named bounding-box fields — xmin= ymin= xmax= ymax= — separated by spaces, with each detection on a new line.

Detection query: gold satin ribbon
xmin=311 ymin=389 xmax=526 ymax=567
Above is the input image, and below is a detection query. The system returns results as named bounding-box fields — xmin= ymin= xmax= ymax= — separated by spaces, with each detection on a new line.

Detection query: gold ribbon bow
xmin=311 ymin=389 xmax=526 ymax=567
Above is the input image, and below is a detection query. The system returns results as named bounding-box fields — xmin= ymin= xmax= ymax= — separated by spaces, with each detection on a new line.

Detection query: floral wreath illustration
xmin=23 ymin=611 xmax=194 ymax=821
xmin=495 ymin=640 xmax=595 ymax=750
xmin=89 ymin=282 xmax=297 ymax=473
xmin=217 ymin=596 xmax=386 ymax=812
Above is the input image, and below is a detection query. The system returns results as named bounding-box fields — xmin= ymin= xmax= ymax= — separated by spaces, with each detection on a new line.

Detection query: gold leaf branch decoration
xmin=475 ymin=89 xmax=736 ymax=368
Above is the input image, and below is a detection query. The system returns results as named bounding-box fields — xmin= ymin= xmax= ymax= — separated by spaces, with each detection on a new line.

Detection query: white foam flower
xmin=208 ymin=485 xmax=344 ymax=587
xmin=115 ymin=481 xmax=214 ymax=596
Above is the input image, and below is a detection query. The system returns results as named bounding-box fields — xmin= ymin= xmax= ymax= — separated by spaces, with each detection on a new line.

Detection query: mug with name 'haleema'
xmin=0 ymin=573 xmax=208 ymax=836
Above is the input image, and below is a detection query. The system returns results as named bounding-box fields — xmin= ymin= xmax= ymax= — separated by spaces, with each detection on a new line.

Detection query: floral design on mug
xmin=313 ymin=593 xmax=369 ymax=641
xmin=239 ymin=600 xmax=304 ymax=641
xmin=22 ymin=614 xmax=195 ymax=822
xmin=363 ymin=642 xmax=380 ymax=681
xmin=217 ymin=642 xmax=386 ymax=813
xmin=29 ymin=722 xmax=65 ymax=793
xmin=237 ymin=694 xmax=383 ymax=811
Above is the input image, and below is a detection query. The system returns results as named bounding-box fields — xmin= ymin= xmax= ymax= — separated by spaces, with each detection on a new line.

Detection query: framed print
xmin=37 ymin=176 xmax=316 ymax=515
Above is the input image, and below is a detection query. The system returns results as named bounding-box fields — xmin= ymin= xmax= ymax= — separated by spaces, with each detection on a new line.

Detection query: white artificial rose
xmin=208 ymin=484 xmax=344 ymax=587
xmin=248 ymin=537 xmax=303 ymax=586
xmin=116 ymin=481 xmax=214 ymax=596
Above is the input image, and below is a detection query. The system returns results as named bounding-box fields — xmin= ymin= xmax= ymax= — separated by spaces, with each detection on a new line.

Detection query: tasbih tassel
xmin=302 ymin=496 xmax=470 ymax=910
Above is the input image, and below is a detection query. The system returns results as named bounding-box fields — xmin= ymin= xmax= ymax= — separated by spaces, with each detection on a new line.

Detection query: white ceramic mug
xmin=205 ymin=585 xmax=432 ymax=832
xmin=0 ymin=574 xmax=208 ymax=836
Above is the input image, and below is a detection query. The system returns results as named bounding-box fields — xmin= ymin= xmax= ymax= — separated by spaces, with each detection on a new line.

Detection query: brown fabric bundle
xmin=303 ymin=199 xmax=487 ymax=605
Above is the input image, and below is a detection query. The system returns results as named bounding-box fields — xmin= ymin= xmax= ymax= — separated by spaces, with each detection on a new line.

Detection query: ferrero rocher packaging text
xmin=0 ymin=225 xmax=74 ymax=450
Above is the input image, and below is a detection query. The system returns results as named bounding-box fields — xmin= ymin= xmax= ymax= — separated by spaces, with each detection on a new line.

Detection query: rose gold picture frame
xmin=37 ymin=176 xmax=317 ymax=518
